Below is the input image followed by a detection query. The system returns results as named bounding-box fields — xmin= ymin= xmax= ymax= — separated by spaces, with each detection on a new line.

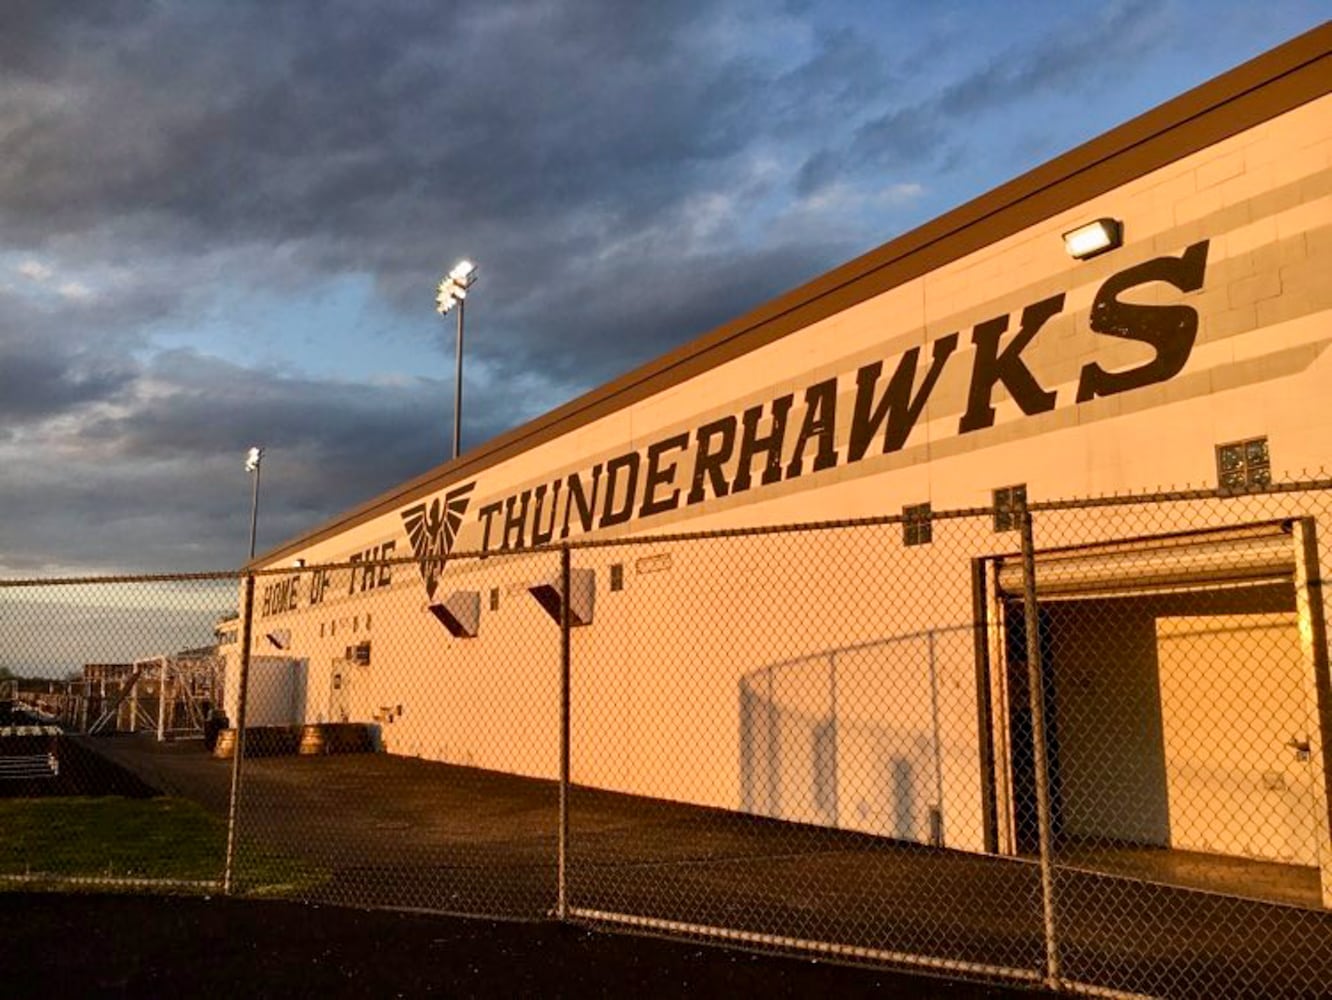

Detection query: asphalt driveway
xmin=81 ymin=734 xmax=1332 ymax=998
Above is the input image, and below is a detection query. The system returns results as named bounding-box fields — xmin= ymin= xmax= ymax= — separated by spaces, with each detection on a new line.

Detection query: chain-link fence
xmin=0 ymin=572 xmax=239 ymax=891
xmin=2 ymin=482 xmax=1331 ymax=997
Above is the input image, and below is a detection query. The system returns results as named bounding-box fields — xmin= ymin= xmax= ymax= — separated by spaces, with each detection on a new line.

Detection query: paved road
xmin=84 ymin=734 xmax=1332 ymax=998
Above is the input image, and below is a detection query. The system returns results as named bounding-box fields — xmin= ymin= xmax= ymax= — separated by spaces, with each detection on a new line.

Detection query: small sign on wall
xmin=636 ymin=553 xmax=672 ymax=575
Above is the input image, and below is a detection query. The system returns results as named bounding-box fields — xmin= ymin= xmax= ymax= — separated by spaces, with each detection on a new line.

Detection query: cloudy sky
xmin=0 ymin=0 xmax=1325 ymax=576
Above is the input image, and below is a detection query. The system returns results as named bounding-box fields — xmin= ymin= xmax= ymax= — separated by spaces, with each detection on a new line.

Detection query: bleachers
xmin=0 ymin=752 xmax=59 ymax=779
xmin=0 ymin=725 xmax=63 ymax=781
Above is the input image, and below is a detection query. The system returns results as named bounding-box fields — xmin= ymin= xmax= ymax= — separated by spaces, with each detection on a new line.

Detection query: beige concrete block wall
xmin=561 ymin=526 xmax=989 ymax=846
xmin=1158 ymin=610 xmax=1315 ymax=866
xmin=235 ymin=94 xmax=1332 ymax=871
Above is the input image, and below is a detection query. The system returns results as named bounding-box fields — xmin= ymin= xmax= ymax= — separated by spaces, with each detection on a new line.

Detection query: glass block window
xmin=903 ymin=503 xmax=932 ymax=547
xmin=993 ymin=484 xmax=1027 ymax=532
xmin=1217 ymin=437 xmax=1271 ymax=491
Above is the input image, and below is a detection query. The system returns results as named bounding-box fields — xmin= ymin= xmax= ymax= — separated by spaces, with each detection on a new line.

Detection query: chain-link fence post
xmin=1019 ymin=505 xmax=1061 ymax=990
xmin=557 ymin=543 xmax=572 ymax=921
xmin=223 ymin=571 xmax=256 ymax=895
xmin=1294 ymin=516 xmax=1332 ymax=909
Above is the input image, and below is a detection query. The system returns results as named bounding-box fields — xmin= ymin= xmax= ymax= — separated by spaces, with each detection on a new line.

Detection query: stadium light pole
xmin=245 ymin=446 xmax=264 ymax=560
xmin=436 ymin=259 xmax=478 ymax=461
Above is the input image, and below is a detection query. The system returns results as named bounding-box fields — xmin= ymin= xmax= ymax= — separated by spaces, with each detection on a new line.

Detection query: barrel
xmin=298 ymin=724 xmax=326 ymax=756
xmin=213 ymin=727 xmax=237 ymax=759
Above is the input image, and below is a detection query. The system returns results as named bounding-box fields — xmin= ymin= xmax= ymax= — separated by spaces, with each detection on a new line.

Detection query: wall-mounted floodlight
xmin=292 ymin=558 xmax=306 ymax=569
xmin=529 ymin=568 xmax=596 ymax=627
xmin=1062 ymin=218 xmax=1123 ymax=260
xmin=428 ymin=590 xmax=481 ymax=638
xmin=436 ymin=259 xmax=479 ymax=462
xmin=264 ymin=629 xmax=291 ymax=650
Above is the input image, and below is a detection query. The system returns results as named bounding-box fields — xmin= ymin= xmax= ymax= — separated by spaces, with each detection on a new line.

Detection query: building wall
xmin=264 ymin=91 xmax=1332 ymax=572
xmin=238 ymin=77 xmax=1332 ymax=885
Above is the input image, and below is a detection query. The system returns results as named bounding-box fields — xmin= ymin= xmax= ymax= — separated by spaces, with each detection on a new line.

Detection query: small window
xmin=489 ymin=588 xmax=500 ymax=611
xmin=319 ymin=623 xmax=325 ymax=638
xmin=903 ymin=503 xmax=932 ymax=547
xmin=609 ymin=563 xmax=625 ymax=592
xmin=1217 ymin=437 xmax=1271 ymax=492
xmin=993 ymin=484 xmax=1027 ymax=533
xmin=366 ymin=614 xmax=372 ymax=631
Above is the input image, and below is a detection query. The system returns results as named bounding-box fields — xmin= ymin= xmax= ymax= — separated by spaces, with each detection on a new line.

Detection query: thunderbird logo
xmin=401 ymin=481 xmax=476 ymax=599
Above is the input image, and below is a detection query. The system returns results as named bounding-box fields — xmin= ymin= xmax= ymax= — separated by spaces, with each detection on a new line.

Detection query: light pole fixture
xmin=245 ymin=446 xmax=264 ymax=560
xmin=436 ymin=259 xmax=478 ymax=460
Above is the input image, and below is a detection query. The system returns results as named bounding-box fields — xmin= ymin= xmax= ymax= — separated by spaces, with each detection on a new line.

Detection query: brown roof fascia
xmin=253 ymin=23 xmax=1332 ymax=568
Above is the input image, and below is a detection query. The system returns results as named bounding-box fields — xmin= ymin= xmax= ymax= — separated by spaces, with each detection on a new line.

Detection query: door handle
xmin=1285 ymin=736 xmax=1311 ymax=762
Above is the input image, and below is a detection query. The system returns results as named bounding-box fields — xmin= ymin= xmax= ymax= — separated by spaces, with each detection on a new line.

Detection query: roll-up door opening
xmin=991 ymin=520 xmax=1326 ymax=904
xmin=995 ymin=521 xmax=1295 ymax=600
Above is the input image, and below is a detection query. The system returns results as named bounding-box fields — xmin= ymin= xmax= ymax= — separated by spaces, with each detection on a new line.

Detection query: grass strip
xmin=0 ymin=796 xmax=324 ymax=892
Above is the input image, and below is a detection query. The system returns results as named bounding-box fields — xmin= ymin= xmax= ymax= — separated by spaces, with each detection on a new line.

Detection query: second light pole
xmin=436 ymin=259 xmax=478 ymax=460
xmin=245 ymin=445 xmax=264 ymax=560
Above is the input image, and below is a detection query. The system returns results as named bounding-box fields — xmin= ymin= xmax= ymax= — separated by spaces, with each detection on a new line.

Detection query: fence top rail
xmin=0 ymin=569 xmax=244 ymax=588
xmin=3 ymin=476 xmax=1329 ymax=586
xmin=758 ymin=622 xmax=978 ymax=674
xmin=545 ymin=478 xmax=1332 ymax=551
xmin=1021 ymin=475 xmax=1332 ymax=512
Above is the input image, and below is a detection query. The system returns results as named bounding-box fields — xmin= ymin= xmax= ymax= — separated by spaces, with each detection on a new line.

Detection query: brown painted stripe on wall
xmin=253 ymin=22 xmax=1332 ymax=568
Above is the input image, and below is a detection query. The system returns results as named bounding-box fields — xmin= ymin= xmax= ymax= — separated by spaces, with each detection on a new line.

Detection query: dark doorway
xmin=1003 ymin=600 xmax=1064 ymax=855
xmin=1003 ymin=583 xmax=1309 ymax=866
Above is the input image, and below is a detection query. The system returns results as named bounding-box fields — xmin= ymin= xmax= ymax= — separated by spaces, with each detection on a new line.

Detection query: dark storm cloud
xmin=0 ymin=286 xmax=142 ymax=426
xmin=0 ymin=348 xmax=456 ymax=573
xmin=0 ymin=344 xmax=131 ymax=423
xmin=76 ymin=349 xmax=450 ymax=507
xmin=0 ymin=2 xmax=875 ymax=253
xmin=0 ymin=1 xmax=892 ymax=389
xmin=0 ymin=2 xmax=738 ymax=242
xmin=479 ymin=236 xmax=848 ymax=390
